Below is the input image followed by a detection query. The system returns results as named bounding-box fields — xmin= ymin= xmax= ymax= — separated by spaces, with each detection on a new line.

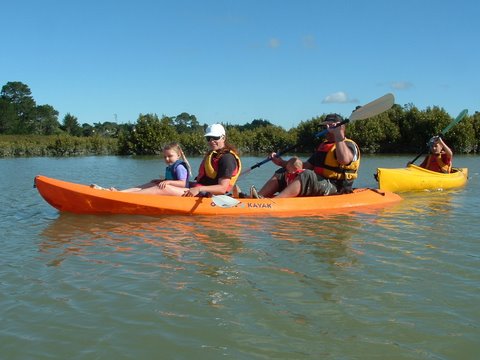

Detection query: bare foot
xmin=90 ymin=184 xmax=105 ymax=190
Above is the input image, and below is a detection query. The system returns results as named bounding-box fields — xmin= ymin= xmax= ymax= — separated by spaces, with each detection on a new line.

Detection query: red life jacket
xmin=285 ymin=169 xmax=305 ymax=185
xmin=420 ymin=153 xmax=451 ymax=173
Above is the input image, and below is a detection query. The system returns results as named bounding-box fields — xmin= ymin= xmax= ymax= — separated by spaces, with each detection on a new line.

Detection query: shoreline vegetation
xmin=1 ymin=81 xmax=479 ymax=157
xmin=0 ymin=135 xmax=118 ymax=157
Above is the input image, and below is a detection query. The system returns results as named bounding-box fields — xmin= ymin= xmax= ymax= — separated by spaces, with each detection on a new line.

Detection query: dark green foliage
xmin=236 ymin=119 xmax=274 ymax=131
xmin=1 ymin=81 xmax=37 ymax=134
xmin=177 ymin=131 xmax=207 ymax=155
xmin=0 ymin=135 xmax=117 ymax=156
xmin=1 ymin=81 xmax=62 ymax=135
xmin=471 ymin=112 xmax=480 ymax=152
xmin=446 ymin=114 xmax=477 ymax=153
xmin=35 ymin=105 xmax=60 ymax=135
xmin=62 ymin=113 xmax=82 ymax=136
xmin=172 ymin=112 xmax=201 ymax=134
xmin=1 ymin=81 xmax=479 ymax=156
xmin=231 ymin=125 xmax=295 ymax=154
xmin=295 ymin=116 xmax=325 ymax=153
xmin=117 ymin=114 xmax=177 ymax=155
xmin=0 ymin=97 xmax=16 ymax=133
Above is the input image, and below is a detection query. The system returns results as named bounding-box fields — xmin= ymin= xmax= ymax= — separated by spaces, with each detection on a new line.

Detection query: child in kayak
xmin=160 ymin=142 xmax=192 ymax=188
xmin=419 ymin=136 xmax=453 ymax=173
xmin=124 ymin=142 xmax=192 ymax=191
xmin=92 ymin=142 xmax=192 ymax=191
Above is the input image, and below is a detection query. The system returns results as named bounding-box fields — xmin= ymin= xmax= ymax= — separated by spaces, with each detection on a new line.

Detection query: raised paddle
xmin=409 ymin=109 xmax=468 ymax=165
xmin=240 ymin=93 xmax=395 ymax=176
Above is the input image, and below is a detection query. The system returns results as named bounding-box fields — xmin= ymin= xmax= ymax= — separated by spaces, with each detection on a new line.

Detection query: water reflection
xmin=37 ymin=211 xmax=380 ymax=313
xmin=38 ymin=214 xmax=253 ymax=267
xmin=268 ymin=214 xmax=362 ymax=264
xmin=232 ymin=213 xmax=374 ymax=309
xmin=400 ymin=190 xmax=457 ymax=214
xmin=38 ymin=210 xmax=385 ymax=273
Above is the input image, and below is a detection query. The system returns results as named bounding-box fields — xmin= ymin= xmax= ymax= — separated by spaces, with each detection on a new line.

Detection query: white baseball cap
xmin=204 ymin=124 xmax=226 ymax=137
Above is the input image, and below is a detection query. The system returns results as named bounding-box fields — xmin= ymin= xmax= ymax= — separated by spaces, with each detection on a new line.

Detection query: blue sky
xmin=2 ymin=0 xmax=478 ymax=129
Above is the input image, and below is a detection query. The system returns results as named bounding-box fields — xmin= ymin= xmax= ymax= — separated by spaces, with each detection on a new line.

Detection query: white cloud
xmin=390 ymin=81 xmax=414 ymax=90
xmin=322 ymin=91 xmax=358 ymax=104
xmin=302 ymin=35 xmax=316 ymax=49
xmin=268 ymin=38 xmax=280 ymax=48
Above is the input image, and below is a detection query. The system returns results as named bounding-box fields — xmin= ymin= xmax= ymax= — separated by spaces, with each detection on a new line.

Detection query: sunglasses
xmin=206 ymin=136 xmax=222 ymax=141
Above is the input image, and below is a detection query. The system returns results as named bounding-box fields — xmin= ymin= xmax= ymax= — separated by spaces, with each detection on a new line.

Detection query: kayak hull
xmin=376 ymin=164 xmax=468 ymax=192
xmin=35 ymin=175 xmax=402 ymax=216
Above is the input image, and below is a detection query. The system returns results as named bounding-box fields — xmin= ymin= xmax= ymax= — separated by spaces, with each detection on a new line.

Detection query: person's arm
xmin=303 ymin=160 xmax=314 ymax=170
xmin=328 ymin=124 xmax=354 ymax=164
xmin=270 ymin=152 xmax=287 ymax=168
xmin=272 ymin=152 xmax=313 ymax=170
xmin=439 ymin=137 xmax=453 ymax=158
xmin=159 ymin=165 xmax=188 ymax=188
xmin=184 ymin=154 xmax=237 ymax=196
xmin=159 ymin=179 xmax=186 ymax=188
xmin=190 ymin=177 xmax=231 ymax=195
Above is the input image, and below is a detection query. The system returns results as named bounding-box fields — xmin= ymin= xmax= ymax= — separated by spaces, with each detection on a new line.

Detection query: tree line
xmin=1 ymin=81 xmax=479 ymax=157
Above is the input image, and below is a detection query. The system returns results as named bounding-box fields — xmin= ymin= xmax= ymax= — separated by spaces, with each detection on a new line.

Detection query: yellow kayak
xmin=375 ymin=164 xmax=468 ymax=192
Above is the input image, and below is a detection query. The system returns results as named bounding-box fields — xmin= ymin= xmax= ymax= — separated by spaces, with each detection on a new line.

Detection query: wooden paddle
xmin=409 ymin=109 xmax=468 ymax=165
xmin=240 ymin=93 xmax=395 ymax=177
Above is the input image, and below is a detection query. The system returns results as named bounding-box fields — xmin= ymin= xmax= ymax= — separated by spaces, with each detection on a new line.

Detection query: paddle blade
xmin=349 ymin=93 xmax=395 ymax=122
xmin=212 ymin=195 xmax=240 ymax=208
xmin=441 ymin=109 xmax=468 ymax=135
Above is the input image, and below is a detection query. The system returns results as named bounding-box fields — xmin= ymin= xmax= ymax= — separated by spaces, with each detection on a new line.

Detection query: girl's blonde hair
xmin=163 ymin=142 xmax=192 ymax=176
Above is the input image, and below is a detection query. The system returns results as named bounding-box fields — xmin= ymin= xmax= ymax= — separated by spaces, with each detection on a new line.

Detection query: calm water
xmin=1 ymin=155 xmax=479 ymax=359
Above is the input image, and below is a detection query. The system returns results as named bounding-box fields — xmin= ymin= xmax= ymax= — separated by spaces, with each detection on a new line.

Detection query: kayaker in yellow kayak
xmin=252 ymin=113 xmax=361 ymax=198
xmin=419 ymin=136 xmax=453 ymax=173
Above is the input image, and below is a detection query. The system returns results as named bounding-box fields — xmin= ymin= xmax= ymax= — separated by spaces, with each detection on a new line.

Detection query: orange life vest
xmin=313 ymin=140 xmax=360 ymax=181
xmin=196 ymin=150 xmax=241 ymax=191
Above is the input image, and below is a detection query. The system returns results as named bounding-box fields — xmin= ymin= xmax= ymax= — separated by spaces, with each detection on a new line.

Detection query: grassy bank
xmin=0 ymin=135 xmax=119 ymax=157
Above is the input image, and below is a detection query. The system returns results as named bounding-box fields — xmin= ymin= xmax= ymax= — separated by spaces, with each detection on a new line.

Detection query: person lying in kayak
xmin=95 ymin=124 xmax=242 ymax=197
xmin=285 ymin=156 xmax=305 ymax=186
xmin=252 ymin=113 xmax=360 ymax=198
xmin=419 ymin=136 xmax=453 ymax=173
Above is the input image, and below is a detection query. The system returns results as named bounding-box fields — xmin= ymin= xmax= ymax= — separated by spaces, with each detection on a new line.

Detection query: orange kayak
xmin=34 ymin=175 xmax=402 ymax=217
